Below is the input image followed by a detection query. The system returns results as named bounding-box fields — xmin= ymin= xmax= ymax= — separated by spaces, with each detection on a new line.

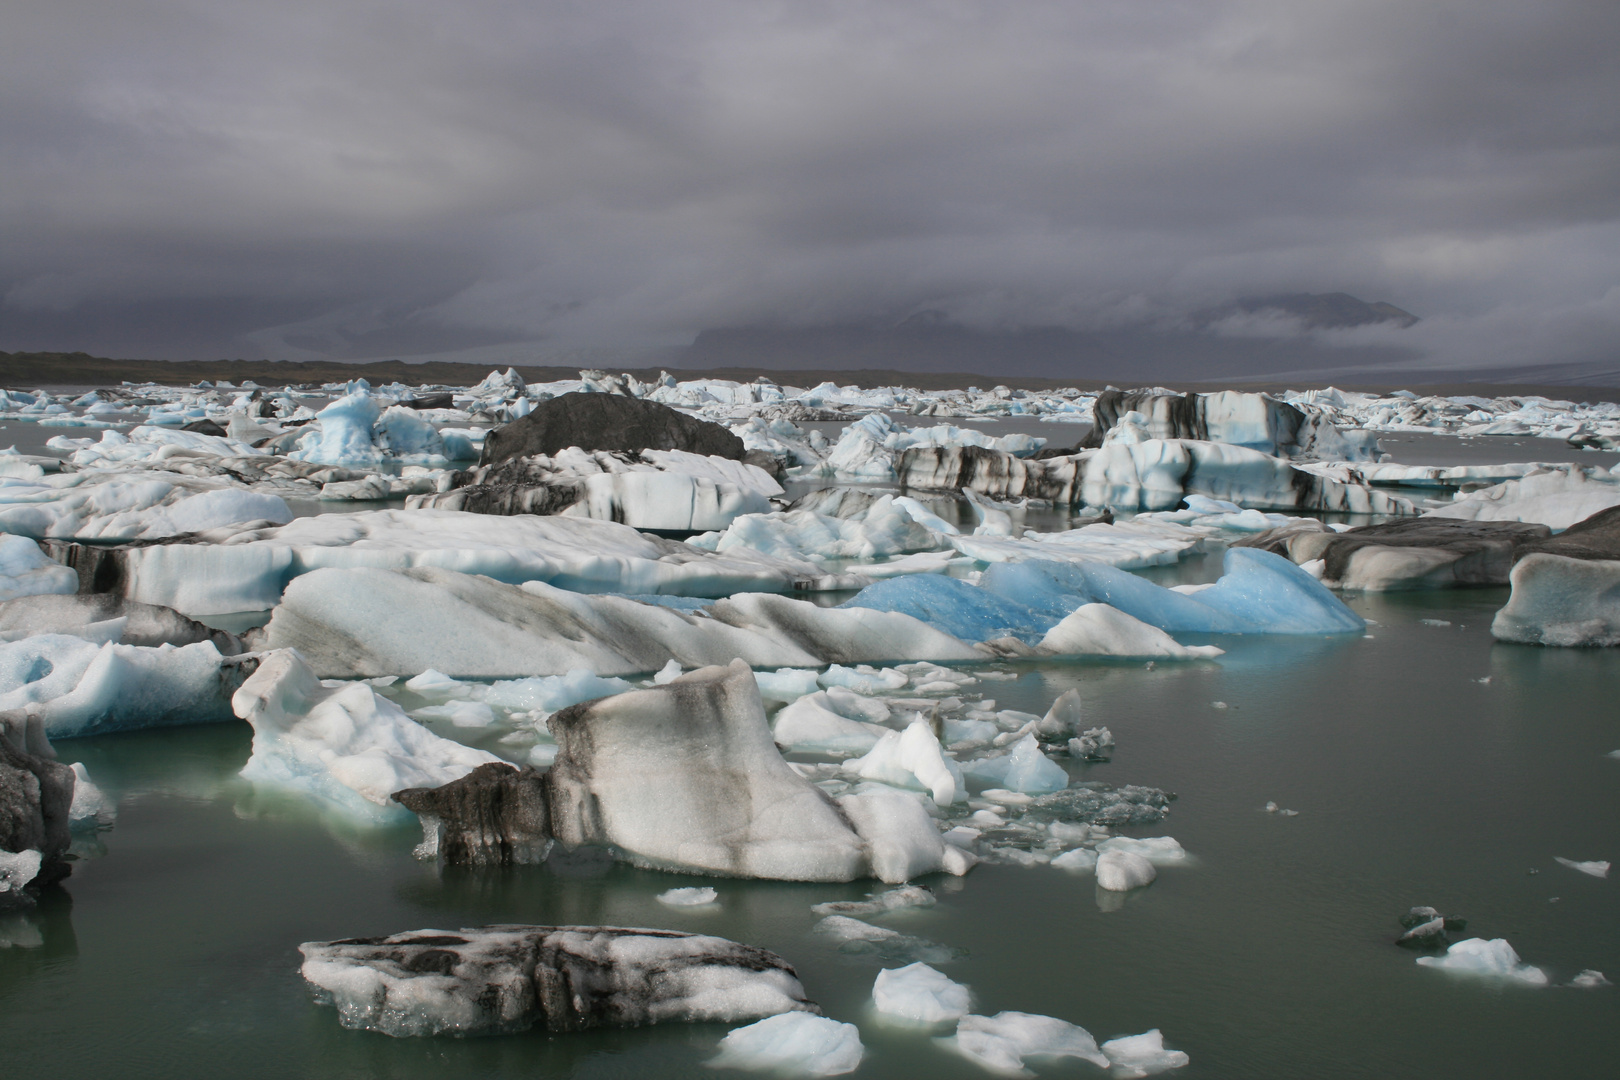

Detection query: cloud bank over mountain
xmin=2 ymin=1 xmax=1617 ymax=378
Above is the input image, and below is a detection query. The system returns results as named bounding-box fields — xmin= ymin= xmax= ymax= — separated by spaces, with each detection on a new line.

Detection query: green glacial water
xmin=3 ymin=586 xmax=1616 ymax=1079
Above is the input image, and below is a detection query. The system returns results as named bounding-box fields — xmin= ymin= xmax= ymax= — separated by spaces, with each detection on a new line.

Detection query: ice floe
xmin=301 ymin=925 xmax=815 ymax=1037
xmin=712 ymin=1013 xmax=865 ymax=1076
xmin=1415 ymin=938 xmax=1549 ymax=985
xmin=872 ymin=962 xmax=973 ymax=1024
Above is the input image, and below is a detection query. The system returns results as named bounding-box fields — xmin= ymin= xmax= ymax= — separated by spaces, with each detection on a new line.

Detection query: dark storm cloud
xmin=2 ymin=0 xmax=1617 ymax=371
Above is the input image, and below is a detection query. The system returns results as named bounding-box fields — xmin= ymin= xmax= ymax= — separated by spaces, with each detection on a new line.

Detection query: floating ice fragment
xmin=711 ymin=1013 xmax=864 ymax=1076
xmin=411 ymin=700 xmax=496 ymax=728
xmin=1095 ymin=850 xmax=1157 ymax=892
xmin=1038 ymin=688 xmax=1083 ymax=738
xmin=812 ymin=915 xmax=964 ymax=964
xmin=755 ymin=668 xmax=823 ymax=702
xmin=1554 ymin=857 xmax=1610 ymax=878
xmin=1264 ymin=801 xmax=1277 ymax=812
xmin=1096 ymin=836 xmax=1185 ymax=864
xmin=811 ymin=885 xmax=935 ymax=916
xmin=820 ymin=664 xmax=909 ymax=693
xmin=658 ymin=886 xmax=718 ymax=907
xmin=872 ymin=963 xmax=971 ymax=1024
xmin=653 ymin=659 xmax=683 ymax=684
xmin=404 ymin=669 xmax=464 ymax=697
xmin=1570 ymin=970 xmax=1611 ymax=988
xmin=1415 ymin=938 xmax=1549 ymax=985
xmin=842 ymin=721 xmax=964 ymax=805
xmin=959 ymin=734 xmax=1069 ymax=795
xmin=67 ymin=761 xmax=115 ymax=829
xmin=1420 ymin=619 xmax=1452 ymax=627
xmin=0 ymin=849 xmax=43 ymax=896
xmin=1211 ymin=701 xmax=1228 ymax=709
xmin=1100 ymin=1029 xmax=1191 ymax=1077
xmin=945 ymin=1011 xmax=1109 ymax=1075
xmin=1050 ymin=848 xmax=1097 ymax=872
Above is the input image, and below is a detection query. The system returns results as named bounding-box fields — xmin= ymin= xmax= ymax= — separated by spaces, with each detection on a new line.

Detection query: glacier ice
xmin=1554 ymin=857 xmax=1610 ymax=878
xmin=1036 ymin=605 xmax=1226 ymax=660
xmin=545 ymin=660 xmax=967 ymax=882
xmin=946 ymin=1011 xmax=1110 ymax=1074
xmin=1095 ymin=850 xmax=1158 ymax=891
xmin=1491 ymin=554 xmax=1620 ymax=647
xmin=233 ymin=650 xmax=500 ymax=823
xmin=1095 ymin=836 xmax=1186 ymax=863
xmin=0 ymin=634 xmax=239 ymax=739
xmin=255 ymin=566 xmax=980 ymax=679
xmin=0 ymin=534 xmax=78 ymax=602
xmin=1100 ymin=1029 xmax=1191 ymax=1077
xmin=711 ymin=1013 xmax=865 ymax=1076
xmin=772 ymin=693 xmax=888 ymax=753
xmin=1414 ymin=938 xmax=1549 ymax=985
xmin=841 ymin=721 xmax=965 ymax=805
xmin=658 ymin=886 xmax=719 ymax=906
xmin=872 ymin=962 xmax=972 ymax=1023
xmin=1427 ymin=467 xmax=1620 ymax=530
xmin=958 ymin=735 xmax=1069 ymax=795
xmin=301 ymin=925 xmax=816 ymax=1037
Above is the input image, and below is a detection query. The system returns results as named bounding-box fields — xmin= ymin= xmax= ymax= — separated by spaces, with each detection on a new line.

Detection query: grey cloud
xmin=2 ymin=0 xmax=1617 ymax=375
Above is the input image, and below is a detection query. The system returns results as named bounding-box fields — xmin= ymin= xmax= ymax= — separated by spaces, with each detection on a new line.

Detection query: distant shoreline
xmin=4 ymin=349 xmax=1619 ymax=404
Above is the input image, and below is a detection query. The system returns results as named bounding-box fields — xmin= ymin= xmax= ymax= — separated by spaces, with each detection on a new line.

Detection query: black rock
xmin=392 ymin=762 xmax=552 ymax=866
xmin=0 ymin=711 xmax=75 ymax=897
xmin=299 ymin=925 xmax=817 ymax=1037
xmin=181 ymin=418 xmax=229 ymax=438
xmin=1513 ymin=504 xmax=1620 ymax=562
xmin=479 ymin=393 xmax=746 ymax=466
xmin=401 ymin=392 xmax=456 ymax=411
xmin=1241 ymin=517 xmax=1551 ymax=587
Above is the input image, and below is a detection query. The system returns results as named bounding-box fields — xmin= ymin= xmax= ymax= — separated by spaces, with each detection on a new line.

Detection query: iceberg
xmin=255 ymin=566 xmax=981 ymax=678
xmin=1491 ymin=554 xmax=1620 ymax=647
xmin=84 ymin=509 xmax=872 ymax=617
xmin=711 ymin=1013 xmax=865 ymax=1076
xmin=0 ymin=634 xmax=240 ymax=739
xmin=1427 ymin=467 xmax=1620 ymax=530
xmin=872 ymin=962 xmax=972 ymax=1024
xmin=1415 ymin=938 xmax=1549 ymax=986
xmin=945 ymin=1011 xmax=1110 ymax=1074
xmin=301 ymin=925 xmax=816 ymax=1037
xmin=0 ymin=534 xmax=78 ymax=602
xmin=545 ymin=660 xmax=969 ymax=882
xmin=1095 ymin=849 xmax=1158 ymax=891
xmin=1101 ymin=1029 xmax=1192 ymax=1077
xmin=233 ymin=650 xmax=500 ymax=823
xmin=958 ymin=735 xmax=1069 ymax=795
xmin=413 ymin=448 xmax=781 ymax=532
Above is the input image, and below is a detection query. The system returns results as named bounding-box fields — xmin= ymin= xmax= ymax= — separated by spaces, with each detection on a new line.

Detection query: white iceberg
xmin=711 ymin=1013 xmax=865 ymax=1076
xmin=1415 ymin=938 xmax=1549 ymax=986
xmin=233 ymin=650 xmax=500 ymax=822
xmin=1101 ymin=1029 xmax=1191 ymax=1077
xmin=872 ymin=962 xmax=972 ymax=1024
xmin=946 ymin=1011 xmax=1109 ymax=1074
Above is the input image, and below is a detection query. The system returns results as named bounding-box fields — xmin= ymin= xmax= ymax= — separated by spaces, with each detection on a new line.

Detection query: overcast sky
xmin=3 ymin=0 xmax=1618 ymax=374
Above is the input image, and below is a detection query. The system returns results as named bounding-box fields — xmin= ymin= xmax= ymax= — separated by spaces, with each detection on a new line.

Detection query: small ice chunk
xmin=820 ymin=664 xmax=908 ymax=693
xmin=1264 ymin=801 xmax=1278 ymax=813
xmin=1095 ymin=850 xmax=1157 ymax=892
xmin=653 ymin=659 xmax=683 ymax=684
xmin=0 ymin=849 xmax=43 ymax=896
xmin=658 ymin=886 xmax=718 ymax=907
xmin=67 ymin=761 xmax=116 ymax=829
xmin=1554 ymin=857 xmax=1610 ymax=879
xmin=842 ymin=721 xmax=964 ymax=805
xmin=755 ymin=668 xmax=823 ymax=702
xmin=872 ymin=962 xmax=971 ymax=1023
xmin=1211 ymin=701 xmax=1228 ymax=710
xmin=1095 ymin=836 xmax=1185 ymax=864
xmin=1415 ymin=938 xmax=1549 ymax=986
xmin=1038 ymin=688 xmax=1083 ymax=738
xmin=812 ymin=885 xmax=936 ymax=916
xmin=1420 ymin=618 xmax=1452 ymax=627
xmin=1068 ymin=726 xmax=1114 ymax=760
xmin=946 ymin=1011 xmax=1109 ymax=1073
xmin=404 ymin=668 xmax=466 ymax=698
xmin=1050 ymin=847 xmax=1098 ymax=872
xmin=412 ymin=700 xmax=496 ymax=728
xmin=711 ymin=1013 xmax=865 ymax=1076
xmin=959 ymin=734 xmax=1069 ymax=795
xmin=1570 ymin=970 xmax=1611 ymax=988
xmin=1100 ymin=1029 xmax=1190 ymax=1077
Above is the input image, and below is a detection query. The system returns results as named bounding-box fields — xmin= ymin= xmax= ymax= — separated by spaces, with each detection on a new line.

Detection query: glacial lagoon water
xmin=4 ymin=585 xmax=1617 ymax=1079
